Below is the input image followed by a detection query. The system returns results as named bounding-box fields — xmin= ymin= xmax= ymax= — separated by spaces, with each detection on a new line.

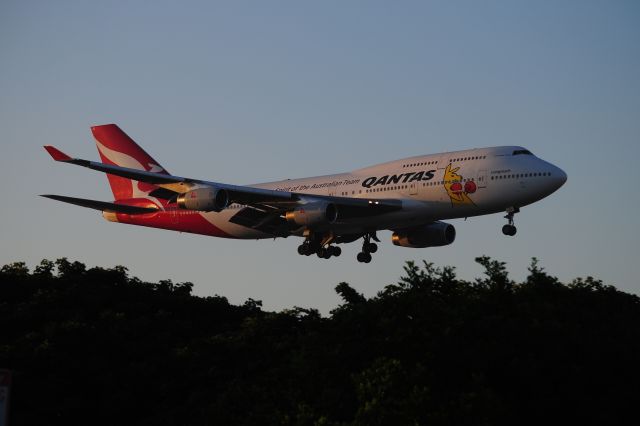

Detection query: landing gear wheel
xmin=358 ymin=232 xmax=378 ymax=262
xmin=317 ymin=247 xmax=330 ymax=259
xmin=329 ymin=246 xmax=342 ymax=257
xmin=298 ymin=243 xmax=314 ymax=256
xmin=502 ymin=207 xmax=520 ymax=237
xmin=502 ymin=224 xmax=517 ymax=236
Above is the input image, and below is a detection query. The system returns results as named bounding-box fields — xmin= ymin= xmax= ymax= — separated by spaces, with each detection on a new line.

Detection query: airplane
xmin=42 ymin=124 xmax=567 ymax=263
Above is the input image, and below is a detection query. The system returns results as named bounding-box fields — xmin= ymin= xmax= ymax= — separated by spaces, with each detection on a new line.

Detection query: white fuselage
xmin=204 ymin=145 xmax=567 ymax=239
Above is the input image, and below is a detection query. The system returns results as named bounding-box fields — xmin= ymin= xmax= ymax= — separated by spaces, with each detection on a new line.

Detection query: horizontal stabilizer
xmin=40 ymin=195 xmax=159 ymax=214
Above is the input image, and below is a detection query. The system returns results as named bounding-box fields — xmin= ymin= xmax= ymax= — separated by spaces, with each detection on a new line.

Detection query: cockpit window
xmin=513 ymin=149 xmax=533 ymax=156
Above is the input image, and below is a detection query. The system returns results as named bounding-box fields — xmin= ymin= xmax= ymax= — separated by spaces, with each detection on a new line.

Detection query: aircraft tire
xmin=502 ymin=225 xmax=517 ymax=236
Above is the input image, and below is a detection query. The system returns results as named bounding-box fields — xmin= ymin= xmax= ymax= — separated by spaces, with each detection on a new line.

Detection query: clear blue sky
xmin=1 ymin=0 xmax=638 ymax=314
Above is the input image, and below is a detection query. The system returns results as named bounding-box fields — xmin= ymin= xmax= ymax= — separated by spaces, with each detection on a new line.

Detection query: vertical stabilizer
xmin=91 ymin=124 xmax=169 ymax=200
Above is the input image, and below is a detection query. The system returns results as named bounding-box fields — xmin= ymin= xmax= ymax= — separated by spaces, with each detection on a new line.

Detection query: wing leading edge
xmin=43 ymin=145 xmax=403 ymax=220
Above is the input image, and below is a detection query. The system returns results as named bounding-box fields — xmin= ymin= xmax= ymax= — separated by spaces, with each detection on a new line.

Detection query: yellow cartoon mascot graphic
xmin=444 ymin=164 xmax=477 ymax=206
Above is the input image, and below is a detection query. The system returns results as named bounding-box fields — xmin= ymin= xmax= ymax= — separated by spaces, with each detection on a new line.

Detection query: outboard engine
xmin=392 ymin=222 xmax=456 ymax=248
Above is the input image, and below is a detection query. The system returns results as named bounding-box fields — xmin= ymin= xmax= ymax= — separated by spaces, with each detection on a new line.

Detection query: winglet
xmin=44 ymin=145 xmax=72 ymax=161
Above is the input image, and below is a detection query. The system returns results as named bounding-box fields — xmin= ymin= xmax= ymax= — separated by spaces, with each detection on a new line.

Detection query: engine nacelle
xmin=392 ymin=222 xmax=456 ymax=248
xmin=177 ymin=187 xmax=229 ymax=212
xmin=285 ymin=202 xmax=338 ymax=227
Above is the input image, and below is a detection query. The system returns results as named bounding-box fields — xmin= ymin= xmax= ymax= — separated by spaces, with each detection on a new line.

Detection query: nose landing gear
xmin=502 ymin=207 xmax=519 ymax=236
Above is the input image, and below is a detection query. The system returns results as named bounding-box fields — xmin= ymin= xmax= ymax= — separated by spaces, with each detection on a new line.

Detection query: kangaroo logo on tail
xmin=91 ymin=124 xmax=169 ymax=202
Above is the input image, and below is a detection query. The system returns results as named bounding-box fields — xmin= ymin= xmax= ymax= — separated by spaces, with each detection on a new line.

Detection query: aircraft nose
xmin=553 ymin=166 xmax=567 ymax=188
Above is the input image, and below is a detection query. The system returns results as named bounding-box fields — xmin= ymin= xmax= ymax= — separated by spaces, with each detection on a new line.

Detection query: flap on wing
xmin=229 ymin=206 xmax=289 ymax=236
xmin=41 ymin=195 xmax=159 ymax=214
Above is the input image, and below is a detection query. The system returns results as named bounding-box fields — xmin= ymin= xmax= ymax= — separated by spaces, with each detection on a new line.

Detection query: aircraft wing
xmin=44 ymin=145 xmax=403 ymax=217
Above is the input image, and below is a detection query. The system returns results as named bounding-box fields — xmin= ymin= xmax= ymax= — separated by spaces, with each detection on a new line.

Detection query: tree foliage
xmin=1 ymin=257 xmax=639 ymax=425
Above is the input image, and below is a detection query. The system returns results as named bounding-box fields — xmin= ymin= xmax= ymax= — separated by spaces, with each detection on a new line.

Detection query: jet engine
xmin=392 ymin=222 xmax=456 ymax=248
xmin=177 ymin=187 xmax=229 ymax=212
xmin=285 ymin=202 xmax=338 ymax=227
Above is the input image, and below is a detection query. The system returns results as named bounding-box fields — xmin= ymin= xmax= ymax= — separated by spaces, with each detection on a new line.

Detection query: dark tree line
xmin=1 ymin=257 xmax=639 ymax=425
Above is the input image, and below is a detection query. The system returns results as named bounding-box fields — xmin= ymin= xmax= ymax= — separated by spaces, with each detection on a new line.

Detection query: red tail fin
xmin=91 ymin=124 xmax=169 ymax=200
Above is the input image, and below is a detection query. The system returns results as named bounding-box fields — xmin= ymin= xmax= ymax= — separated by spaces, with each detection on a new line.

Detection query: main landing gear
xmin=296 ymin=231 xmax=380 ymax=262
xmin=297 ymin=233 xmax=342 ymax=260
xmin=357 ymin=232 xmax=379 ymax=263
xmin=502 ymin=207 xmax=519 ymax=236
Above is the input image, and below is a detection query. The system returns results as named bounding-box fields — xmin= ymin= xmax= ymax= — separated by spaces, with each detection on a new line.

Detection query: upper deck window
xmin=513 ymin=149 xmax=533 ymax=156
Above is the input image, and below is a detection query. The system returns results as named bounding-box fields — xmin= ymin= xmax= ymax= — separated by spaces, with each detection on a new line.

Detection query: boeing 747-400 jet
xmin=43 ymin=124 xmax=567 ymax=263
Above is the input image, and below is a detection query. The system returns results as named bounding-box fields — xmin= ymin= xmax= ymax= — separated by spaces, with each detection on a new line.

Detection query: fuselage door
xmin=477 ymin=169 xmax=488 ymax=188
xmin=434 ymin=157 xmax=448 ymax=202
